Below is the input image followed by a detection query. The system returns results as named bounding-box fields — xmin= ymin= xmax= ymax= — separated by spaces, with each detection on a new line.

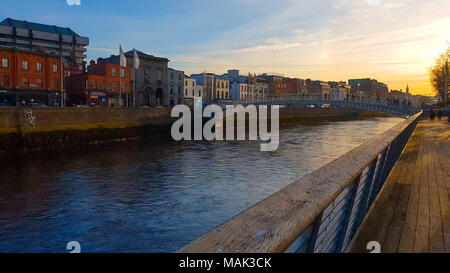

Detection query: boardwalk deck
xmin=349 ymin=120 xmax=450 ymax=253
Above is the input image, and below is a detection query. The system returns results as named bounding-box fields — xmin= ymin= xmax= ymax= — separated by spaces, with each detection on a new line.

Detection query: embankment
xmin=0 ymin=105 xmax=386 ymax=151
xmin=0 ymin=107 xmax=172 ymax=151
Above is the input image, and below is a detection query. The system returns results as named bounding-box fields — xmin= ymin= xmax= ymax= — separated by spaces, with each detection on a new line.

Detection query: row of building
xmin=0 ymin=18 xmax=425 ymax=108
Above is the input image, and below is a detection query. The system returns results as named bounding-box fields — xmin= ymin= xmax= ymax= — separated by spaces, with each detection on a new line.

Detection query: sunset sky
xmin=2 ymin=0 xmax=449 ymax=95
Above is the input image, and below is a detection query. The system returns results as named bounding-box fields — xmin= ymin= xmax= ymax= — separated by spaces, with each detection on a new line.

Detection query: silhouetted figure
xmin=429 ymin=109 xmax=435 ymax=120
xmin=436 ymin=109 xmax=443 ymax=121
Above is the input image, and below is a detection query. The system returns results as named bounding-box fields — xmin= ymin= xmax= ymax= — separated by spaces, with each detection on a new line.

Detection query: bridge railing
xmin=226 ymin=93 xmax=420 ymax=108
xmin=178 ymin=111 xmax=422 ymax=253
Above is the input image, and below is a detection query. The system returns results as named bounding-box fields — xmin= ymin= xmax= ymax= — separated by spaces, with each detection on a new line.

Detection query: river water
xmin=0 ymin=116 xmax=403 ymax=252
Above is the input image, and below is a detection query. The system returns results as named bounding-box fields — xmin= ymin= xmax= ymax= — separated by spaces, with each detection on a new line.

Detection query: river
xmin=0 ymin=116 xmax=403 ymax=252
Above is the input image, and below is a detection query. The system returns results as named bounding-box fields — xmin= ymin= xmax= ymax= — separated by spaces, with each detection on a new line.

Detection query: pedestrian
xmin=429 ymin=109 xmax=435 ymax=120
xmin=436 ymin=109 xmax=443 ymax=121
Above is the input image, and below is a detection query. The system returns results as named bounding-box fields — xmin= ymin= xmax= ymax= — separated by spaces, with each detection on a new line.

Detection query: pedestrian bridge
xmin=221 ymin=95 xmax=421 ymax=118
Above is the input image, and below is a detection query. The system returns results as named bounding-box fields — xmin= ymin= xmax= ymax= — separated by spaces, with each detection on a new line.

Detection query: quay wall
xmin=0 ymin=105 xmax=382 ymax=151
xmin=0 ymin=107 xmax=172 ymax=151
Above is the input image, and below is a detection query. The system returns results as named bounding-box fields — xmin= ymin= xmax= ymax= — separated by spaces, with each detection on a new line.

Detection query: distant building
xmin=65 ymin=58 xmax=131 ymax=107
xmin=285 ymin=78 xmax=308 ymax=95
xmin=329 ymin=81 xmax=351 ymax=100
xmin=0 ymin=18 xmax=89 ymax=76
xmin=348 ymin=78 xmax=389 ymax=98
xmin=102 ymin=50 xmax=169 ymax=106
xmin=258 ymin=73 xmax=288 ymax=96
xmin=168 ymin=68 xmax=184 ymax=106
xmin=0 ymin=46 xmax=63 ymax=106
xmin=184 ymin=75 xmax=203 ymax=107
xmin=225 ymin=70 xmax=268 ymax=101
xmin=306 ymin=80 xmax=331 ymax=99
xmin=191 ymin=73 xmax=229 ymax=103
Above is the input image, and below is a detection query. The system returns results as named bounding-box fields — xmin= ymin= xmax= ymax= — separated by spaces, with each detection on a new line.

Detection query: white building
xmin=329 ymin=82 xmax=351 ymax=100
xmin=168 ymin=68 xmax=184 ymax=106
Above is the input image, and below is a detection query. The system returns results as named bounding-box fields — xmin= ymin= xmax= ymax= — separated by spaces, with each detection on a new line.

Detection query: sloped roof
xmin=124 ymin=49 xmax=169 ymax=62
xmin=0 ymin=17 xmax=81 ymax=37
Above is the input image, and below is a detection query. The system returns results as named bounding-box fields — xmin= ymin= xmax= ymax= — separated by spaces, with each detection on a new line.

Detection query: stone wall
xmin=0 ymin=107 xmax=172 ymax=151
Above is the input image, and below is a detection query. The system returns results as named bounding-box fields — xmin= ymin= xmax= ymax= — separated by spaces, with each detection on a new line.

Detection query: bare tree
xmin=429 ymin=47 xmax=449 ymax=103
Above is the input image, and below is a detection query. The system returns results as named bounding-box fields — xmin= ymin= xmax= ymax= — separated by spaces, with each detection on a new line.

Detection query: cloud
xmin=66 ymin=0 xmax=81 ymax=6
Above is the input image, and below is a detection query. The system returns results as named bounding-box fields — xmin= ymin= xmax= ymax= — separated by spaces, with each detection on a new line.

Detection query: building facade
xmin=329 ymin=81 xmax=351 ymax=100
xmin=0 ymin=18 xmax=89 ymax=76
xmin=0 ymin=46 xmax=63 ymax=106
xmin=191 ymin=73 xmax=229 ymax=104
xmin=103 ymin=50 xmax=169 ymax=107
xmin=183 ymin=75 xmax=203 ymax=107
xmin=348 ymin=78 xmax=389 ymax=98
xmin=168 ymin=68 xmax=184 ymax=106
xmin=306 ymin=80 xmax=331 ymax=99
xmin=226 ymin=70 xmax=268 ymax=101
xmin=65 ymin=59 xmax=131 ymax=107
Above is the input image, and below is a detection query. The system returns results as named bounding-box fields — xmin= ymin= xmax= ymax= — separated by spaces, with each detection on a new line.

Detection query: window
xmin=23 ymin=77 xmax=29 ymax=87
xmin=3 ymin=75 xmax=10 ymax=87
xmin=170 ymin=73 xmax=174 ymax=80
xmin=178 ymin=85 xmax=181 ymax=95
xmin=22 ymin=61 xmax=28 ymax=70
xmin=170 ymin=84 xmax=174 ymax=95
xmin=37 ymin=78 xmax=43 ymax=88
xmin=198 ymin=90 xmax=201 ymax=97
xmin=112 ymin=83 xmax=116 ymax=92
xmin=185 ymin=89 xmax=188 ymax=96
xmin=120 ymin=68 xmax=124 ymax=78
xmin=37 ymin=62 xmax=42 ymax=72
xmin=112 ymin=68 xmax=116 ymax=77
xmin=54 ymin=79 xmax=59 ymax=89
xmin=53 ymin=64 xmax=58 ymax=73
xmin=1 ymin=58 xmax=8 ymax=68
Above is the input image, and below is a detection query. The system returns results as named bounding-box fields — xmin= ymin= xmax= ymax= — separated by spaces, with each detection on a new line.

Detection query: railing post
xmin=306 ymin=212 xmax=323 ymax=253
xmin=335 ymin=175 xmax=361 ymax=252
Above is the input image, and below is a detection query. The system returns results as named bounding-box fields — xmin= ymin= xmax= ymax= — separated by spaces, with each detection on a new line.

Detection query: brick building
xmin=65 ymin=58 xmax=131 ymax=107
xmin=0 ymin=18 xmax=89 ymax=77
xmin=0 ymin=46 xmax=63 ymax=106
xmin=306 ymin=80 xmax=331 ymax=99
xmin=285 ymin=78 xmax=308 ymax=95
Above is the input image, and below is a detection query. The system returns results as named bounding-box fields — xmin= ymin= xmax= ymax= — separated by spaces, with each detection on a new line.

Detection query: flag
xmin=249 ymin=73 xmax=251 ymax=84
xmin=119 ymin=45 xmax=127 ymax=67
xmin=133 ymin=48 xmax=140 ymax=69
xmin=254 ymin=73 xmax=257 ymax=85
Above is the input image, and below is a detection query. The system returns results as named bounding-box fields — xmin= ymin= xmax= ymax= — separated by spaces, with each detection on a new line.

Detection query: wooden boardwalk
xmin=350 ymin=120 xmax=450 ymax=253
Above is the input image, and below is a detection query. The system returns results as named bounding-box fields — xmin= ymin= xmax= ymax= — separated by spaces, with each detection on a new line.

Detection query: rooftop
xmin=0 ymin=17 xmax=83 ymax=37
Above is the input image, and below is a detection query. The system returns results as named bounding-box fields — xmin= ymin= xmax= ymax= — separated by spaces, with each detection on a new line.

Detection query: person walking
xmin=437 ymin=108 xmax=443 ymax=121
xmin=429 ymin=109 xmax=435 ymax=121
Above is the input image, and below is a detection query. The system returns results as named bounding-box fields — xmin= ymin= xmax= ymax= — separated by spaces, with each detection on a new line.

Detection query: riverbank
xmin=0 ymin=106 xmax=390 ymax=151
xmin=0 ymin=107 xmax=172 ymax=151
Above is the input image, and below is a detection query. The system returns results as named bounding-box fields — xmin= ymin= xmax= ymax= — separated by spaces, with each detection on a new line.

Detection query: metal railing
xmin=218 ymin=93 xmax=421 ymax=118
xmin=178 ymin=112 xmax=422 ymax=253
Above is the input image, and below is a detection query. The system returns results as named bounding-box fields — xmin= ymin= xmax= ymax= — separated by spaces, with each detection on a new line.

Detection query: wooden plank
xmin=350 ymin=120 xmax=449 ymax=253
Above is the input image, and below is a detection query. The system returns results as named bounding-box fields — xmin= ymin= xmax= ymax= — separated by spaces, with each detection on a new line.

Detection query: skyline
xmin=1 ymin=0 xmax=449 ymax=96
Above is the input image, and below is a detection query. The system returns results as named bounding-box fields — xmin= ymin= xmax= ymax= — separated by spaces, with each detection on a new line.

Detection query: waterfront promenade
xmin=350 ymin=120 xmax=449 ymax=253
